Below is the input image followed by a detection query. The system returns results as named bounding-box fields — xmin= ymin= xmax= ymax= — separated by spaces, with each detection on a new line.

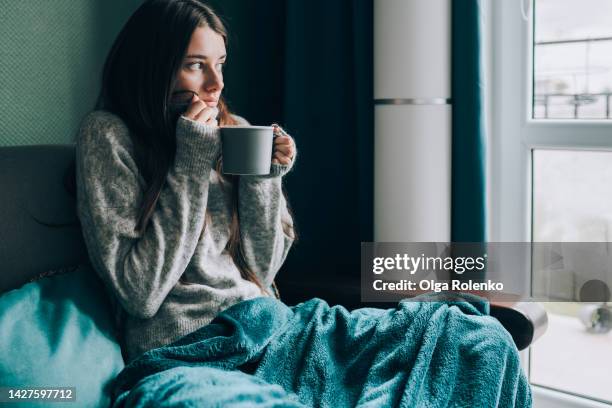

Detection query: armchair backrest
xmin=0 ymin=144 xmax=89 ymax=293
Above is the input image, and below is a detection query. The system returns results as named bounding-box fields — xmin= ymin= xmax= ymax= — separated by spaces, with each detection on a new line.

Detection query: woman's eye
xmin=187 ymin=62 xmax=203 ymax=70
xmin=186 ymin=62 xmax=223 ymax=72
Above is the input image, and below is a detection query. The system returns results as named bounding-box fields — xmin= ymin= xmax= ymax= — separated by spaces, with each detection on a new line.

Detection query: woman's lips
xmin=202 ymin=99 xmax=218 ymax=106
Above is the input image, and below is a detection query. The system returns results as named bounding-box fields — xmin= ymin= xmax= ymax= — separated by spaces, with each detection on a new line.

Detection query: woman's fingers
xmin=182 ymin=95 xmax=206 ymax=120
xmin=275 ymin=144 xmax=293 ymax=156
xmin=273 ymin=151 xmax=291 ymax=165
xmin=274 ymin=137 xmax=294 ymax=158
xmin=274 ymin=135 xmax=292 ymax=145
xmin=271 ymin=124 xmax=295 ymax=165
xmin=272 ymin=124 xmax=286 ymax=135
xmin=182 ymin=94 xmax=219 ymax=125
xmin=194 ymin=106 xmax=219 ymax=123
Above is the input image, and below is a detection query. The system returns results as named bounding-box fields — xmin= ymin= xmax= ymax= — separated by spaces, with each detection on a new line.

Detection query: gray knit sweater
xmin=75 ymin=110 xmax=295 ymax=362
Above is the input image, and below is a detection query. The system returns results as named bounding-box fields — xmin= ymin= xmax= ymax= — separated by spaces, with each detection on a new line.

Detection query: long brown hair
xmin=96 ymin=0 xmax=294 ymax=298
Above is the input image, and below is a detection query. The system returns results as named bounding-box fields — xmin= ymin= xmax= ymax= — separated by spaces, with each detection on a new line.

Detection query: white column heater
xmin=373 ymin=0 xmax=451 ymax=242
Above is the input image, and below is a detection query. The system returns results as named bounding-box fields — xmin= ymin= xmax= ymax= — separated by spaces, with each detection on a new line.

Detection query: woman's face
xmin=174 ymin=26 xmax=226 ymax=107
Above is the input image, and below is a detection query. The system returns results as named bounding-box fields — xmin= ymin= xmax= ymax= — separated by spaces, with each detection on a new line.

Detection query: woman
xmin=78 ymin=1 xmax=531 ymax=406
xmin=76 ymin=0 xmax=296 ymax=363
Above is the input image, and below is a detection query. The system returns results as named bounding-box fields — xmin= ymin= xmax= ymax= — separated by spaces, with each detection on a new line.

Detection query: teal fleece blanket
xmin=112 ymin=295 xmax=531 ymax=407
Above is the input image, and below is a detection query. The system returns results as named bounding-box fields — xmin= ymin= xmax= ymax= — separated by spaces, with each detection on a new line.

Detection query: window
xmin=534 ymin=0 xmax=612 ymax=119
xmin=490 ymin=0 xmax=612 ymax=406
xmin=531 ymin=149 xmax=612 ymax=403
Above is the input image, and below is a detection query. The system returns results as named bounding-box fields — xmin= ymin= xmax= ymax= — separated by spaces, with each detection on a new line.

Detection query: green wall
xmin=0 ymin=0 xmax=285 ymax=146
xmin=0 ymin=1 xmax=142 ymax=146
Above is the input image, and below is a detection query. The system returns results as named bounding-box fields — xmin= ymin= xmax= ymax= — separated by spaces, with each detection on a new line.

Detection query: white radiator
xmin=374 ymin=0 xmax=452 ymax=242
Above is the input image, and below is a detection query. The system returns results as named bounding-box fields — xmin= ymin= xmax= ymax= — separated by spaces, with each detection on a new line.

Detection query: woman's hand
xmin=272 ymin=124 xmax=295 ymax=165
xmin=182 ymin=94 xmax=219 ymax=127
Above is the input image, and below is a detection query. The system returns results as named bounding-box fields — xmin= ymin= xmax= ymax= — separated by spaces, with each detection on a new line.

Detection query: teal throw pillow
xmin=0 ymin=264 xmax=125 ymax=407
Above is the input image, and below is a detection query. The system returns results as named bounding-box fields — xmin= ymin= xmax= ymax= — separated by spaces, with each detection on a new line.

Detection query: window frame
xmin=488 ymin=0 xmax=612 ymax=406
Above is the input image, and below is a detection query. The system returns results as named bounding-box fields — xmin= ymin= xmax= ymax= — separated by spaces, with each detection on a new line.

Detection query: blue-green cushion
xmin=0 ymin=264 xmax=125 ymax=407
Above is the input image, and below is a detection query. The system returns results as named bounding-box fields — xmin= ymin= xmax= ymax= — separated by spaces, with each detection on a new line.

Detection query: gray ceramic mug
xmin=219 ymin=126 xmax=274 ymax=175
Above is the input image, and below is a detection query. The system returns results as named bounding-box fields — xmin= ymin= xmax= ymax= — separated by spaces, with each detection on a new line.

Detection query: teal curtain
xmin=218 ymin=0 xmax=374 ymax=281
xmin=451 ymin=0 xmax=486 ymax=243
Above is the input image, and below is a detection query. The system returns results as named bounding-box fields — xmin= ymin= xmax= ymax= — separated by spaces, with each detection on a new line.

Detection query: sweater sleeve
xmin=232 ymin=115 xmax=296 ymax=287
xmin=76 ymin=111 xmax=219 ymax=319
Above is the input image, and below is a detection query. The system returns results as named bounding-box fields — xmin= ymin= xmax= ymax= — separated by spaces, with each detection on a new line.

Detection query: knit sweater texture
xmin=75 ymin=110 xmax=295 ymax=362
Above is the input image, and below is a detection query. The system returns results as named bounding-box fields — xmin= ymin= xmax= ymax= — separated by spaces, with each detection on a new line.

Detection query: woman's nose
xmin=204 ymin=70 xmax=223 ymax=92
